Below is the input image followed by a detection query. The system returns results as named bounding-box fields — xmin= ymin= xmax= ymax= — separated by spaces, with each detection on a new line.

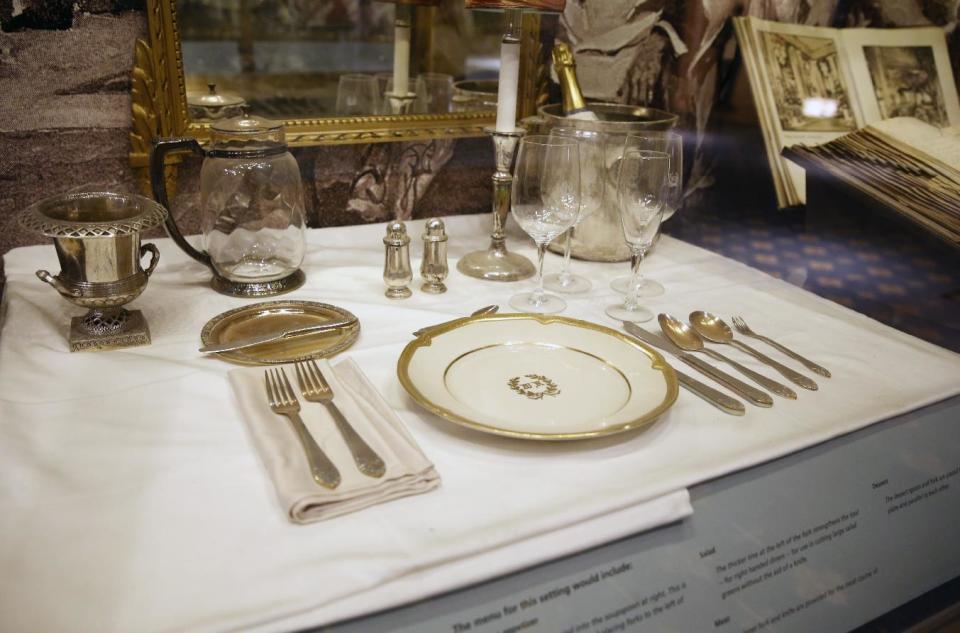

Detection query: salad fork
xmin=731 ymin=316 xmax=831 ymax=378
xmin=265 ymin=367 xmax=341 ymax=489
xmin=295 ymin=360 xmax=386 ymax=479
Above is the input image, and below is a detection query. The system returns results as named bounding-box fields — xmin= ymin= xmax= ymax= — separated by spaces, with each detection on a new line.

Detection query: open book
xmin=784 ymin=117 xmax=960 ymax=246
xmin=733 ymin=16 xmax=960 ymax=208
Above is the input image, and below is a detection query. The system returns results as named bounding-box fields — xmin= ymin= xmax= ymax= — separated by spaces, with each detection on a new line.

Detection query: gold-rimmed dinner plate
xmin=397 ymin=313 xmax=678 ymax=440
xmin=200 ymin=300 xmax=359 ymax=365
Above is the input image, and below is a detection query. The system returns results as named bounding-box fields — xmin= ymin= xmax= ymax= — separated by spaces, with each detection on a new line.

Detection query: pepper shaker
xmin=420 ymin=218 xmax=448 ymax=294
xmin=383 ymin=221 xmax=413 ymax=299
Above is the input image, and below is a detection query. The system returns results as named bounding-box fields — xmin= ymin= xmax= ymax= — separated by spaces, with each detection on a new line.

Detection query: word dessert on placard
xmin=884 ymin=466 xmax=958 ymax=514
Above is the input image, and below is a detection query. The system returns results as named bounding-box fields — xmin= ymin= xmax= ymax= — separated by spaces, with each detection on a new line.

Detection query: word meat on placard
xmin=742 ymin=568 xmax=879 ymax=633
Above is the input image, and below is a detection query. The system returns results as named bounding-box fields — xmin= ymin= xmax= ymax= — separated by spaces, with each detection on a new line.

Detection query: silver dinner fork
xmin=264 ymin=367 xmax=342 ymax=489
xmin=731 ymin=316 xmax=831 ymax=378
xmin=295 ymin=360 xmax=387 ymax=479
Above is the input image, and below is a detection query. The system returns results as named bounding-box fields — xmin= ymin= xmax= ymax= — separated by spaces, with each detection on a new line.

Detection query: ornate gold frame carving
xmin=129 ymin=0 xmax=543 ymax=193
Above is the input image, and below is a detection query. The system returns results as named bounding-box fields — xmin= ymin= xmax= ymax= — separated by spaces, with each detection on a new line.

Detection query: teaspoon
xmin=658 ymin=313 xmax=798 ymax=400
xmin=689 ymin=312 xmax=818 ymax=391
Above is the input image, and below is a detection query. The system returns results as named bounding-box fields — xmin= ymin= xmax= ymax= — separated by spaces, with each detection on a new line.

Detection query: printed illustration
xmin=759 ymin=32 xmax=856 ymax=132
xmin=864 ymin=45 xmax=948 ymax=126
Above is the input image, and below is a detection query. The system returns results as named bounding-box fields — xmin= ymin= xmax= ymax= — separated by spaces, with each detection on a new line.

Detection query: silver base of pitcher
xmin=210 ymin=269 xmax=306 ymax=298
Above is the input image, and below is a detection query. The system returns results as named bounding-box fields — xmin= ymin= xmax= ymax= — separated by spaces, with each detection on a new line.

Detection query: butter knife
xmin=623 ymin=322 xmax=774 ymax=408
xmin=412 ymin=305 xmax=500 ymax=337
xmin=199 ymin=318 xmax=356 ymax=354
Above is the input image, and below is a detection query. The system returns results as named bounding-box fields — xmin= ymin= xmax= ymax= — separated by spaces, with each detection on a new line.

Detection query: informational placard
xmin=332 ymin=397 xmax=960 ymax=633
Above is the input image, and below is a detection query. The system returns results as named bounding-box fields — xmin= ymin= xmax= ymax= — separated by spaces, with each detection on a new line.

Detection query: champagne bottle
xmin=553 ymin=41 xmax=600 ymax=121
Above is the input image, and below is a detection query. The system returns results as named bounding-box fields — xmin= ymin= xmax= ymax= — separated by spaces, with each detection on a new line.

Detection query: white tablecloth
xmin=2 ymin=214 xmax=959 ymax=633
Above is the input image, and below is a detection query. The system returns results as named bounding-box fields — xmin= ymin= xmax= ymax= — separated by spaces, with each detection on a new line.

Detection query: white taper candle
xmin=495 ymin=39 xmax=520 ymax=133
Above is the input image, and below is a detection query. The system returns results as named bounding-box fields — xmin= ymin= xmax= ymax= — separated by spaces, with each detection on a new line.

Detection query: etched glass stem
xmin=559 ymin=226 xmax=575 ymax=283
xmin=531 ymin=242 xmax=548 ymax=306
xmin=625 ymin=250 xmax=645 ymax=310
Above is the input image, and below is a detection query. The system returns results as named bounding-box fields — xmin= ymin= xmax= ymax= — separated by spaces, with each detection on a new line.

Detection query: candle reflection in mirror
xmin=392 ymin=5 xmax=411 ymax=99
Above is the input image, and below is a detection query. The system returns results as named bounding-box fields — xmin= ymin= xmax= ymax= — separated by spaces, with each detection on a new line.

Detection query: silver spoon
xmin=411 ymin=305 xmax=499 ymax=337
xmin=658 ymin=313 xmax=797 ymax=400
xmin=689 ymin=311 xmax=818 ymax=391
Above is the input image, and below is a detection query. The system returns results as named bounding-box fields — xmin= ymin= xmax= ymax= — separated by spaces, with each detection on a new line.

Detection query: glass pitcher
xmin=150 ymin=112 xmax=307 ymax=297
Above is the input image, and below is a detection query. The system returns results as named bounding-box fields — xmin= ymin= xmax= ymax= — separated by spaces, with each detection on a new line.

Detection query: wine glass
xmin=416 ymin=73 xmax=454 ymax=113
xmin=336 ymin=74 xmax=380 ymax=116
xmin=509 ymin=135 xmax=581 ymax=314
xmin=543 ymin=127 xmax=606 ymax=294
xmin=605 ymin=149 xmax=669 ymax=323
xmin=610 ymin=132 xmax=682 ymax=296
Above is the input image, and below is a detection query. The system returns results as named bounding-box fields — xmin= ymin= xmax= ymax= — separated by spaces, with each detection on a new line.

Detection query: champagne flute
xmin=509 ymin=135 xmax=581 ymax=314
xmin=543 ymin=127 xmax=606 ymax=294
xmin=605 ymin=149 xmax=669 ymax=322
xmin=610 ymin=132 xmax=682 ymax=296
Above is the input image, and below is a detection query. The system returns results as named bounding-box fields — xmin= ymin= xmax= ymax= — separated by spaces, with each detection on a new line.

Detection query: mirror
xmin=177 ymin=1 xmax=507 ymax=120
xmin=129 ymin=0 xmax=544 ymax=178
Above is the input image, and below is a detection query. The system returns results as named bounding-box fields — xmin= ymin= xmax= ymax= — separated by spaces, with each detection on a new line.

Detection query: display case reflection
xmin=178 ymin=0 xmax=504 ymax=119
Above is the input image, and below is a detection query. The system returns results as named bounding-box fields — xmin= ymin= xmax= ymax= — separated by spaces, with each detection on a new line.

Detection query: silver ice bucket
xmin=529 ymin=103 xmax=678 ymax=262
xmin=20 ymin=192 xmax=167 ymax=351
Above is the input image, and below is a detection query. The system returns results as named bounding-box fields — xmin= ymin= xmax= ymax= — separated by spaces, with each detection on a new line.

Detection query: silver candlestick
xmin=457 ymin=7 xmax=534 ymax=282
xmin=456 ymin=126 xmax=535 ymax=281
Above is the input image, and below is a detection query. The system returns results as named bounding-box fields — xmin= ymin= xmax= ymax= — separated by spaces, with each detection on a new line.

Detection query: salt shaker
xmin=383 ymin=221 xmax=412 ymax=299
xmin=420 ymin=218 xmax=448 ymax=294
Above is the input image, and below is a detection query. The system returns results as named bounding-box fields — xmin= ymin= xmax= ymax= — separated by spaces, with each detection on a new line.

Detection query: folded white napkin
xmin=229 ymin=358 xmax=440 ymax=523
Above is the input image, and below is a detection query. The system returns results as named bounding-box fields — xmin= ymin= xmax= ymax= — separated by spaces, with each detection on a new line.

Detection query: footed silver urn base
xmin=69 ymin=308 xmax=151 ymax=352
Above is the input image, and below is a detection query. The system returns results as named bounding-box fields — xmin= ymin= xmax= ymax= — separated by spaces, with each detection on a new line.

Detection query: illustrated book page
xmin=734 ymin=18 xmax=863 ymax=207
xmin=840 ymin=27 xmax=960 ymax=129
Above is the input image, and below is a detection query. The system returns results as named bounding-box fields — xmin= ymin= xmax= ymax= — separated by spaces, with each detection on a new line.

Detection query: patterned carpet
xmin=667 ymin=165 xmax=960 ymax=353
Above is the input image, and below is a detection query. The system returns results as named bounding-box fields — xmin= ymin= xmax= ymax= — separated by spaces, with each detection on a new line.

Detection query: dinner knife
xmin=622 ymin=323 xmax=745 ymax=415
xmin=623 ymin=322 xmax=774 ymax=408
xmin=675 ymin=371 xmax=747 ymax=416
xmin=199 ymin=318 xmax=356 ymax=354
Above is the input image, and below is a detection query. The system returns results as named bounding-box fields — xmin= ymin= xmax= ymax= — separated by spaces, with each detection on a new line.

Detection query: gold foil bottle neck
xmin=553 ymin=42 xmax=588 ymax=114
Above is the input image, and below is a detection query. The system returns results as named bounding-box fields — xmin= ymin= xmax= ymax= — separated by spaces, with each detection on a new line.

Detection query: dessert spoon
xmin=658 ymin=313 xmax=797 ymax=400
xmin=689 ymin=311 xmax=818 ymax=391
